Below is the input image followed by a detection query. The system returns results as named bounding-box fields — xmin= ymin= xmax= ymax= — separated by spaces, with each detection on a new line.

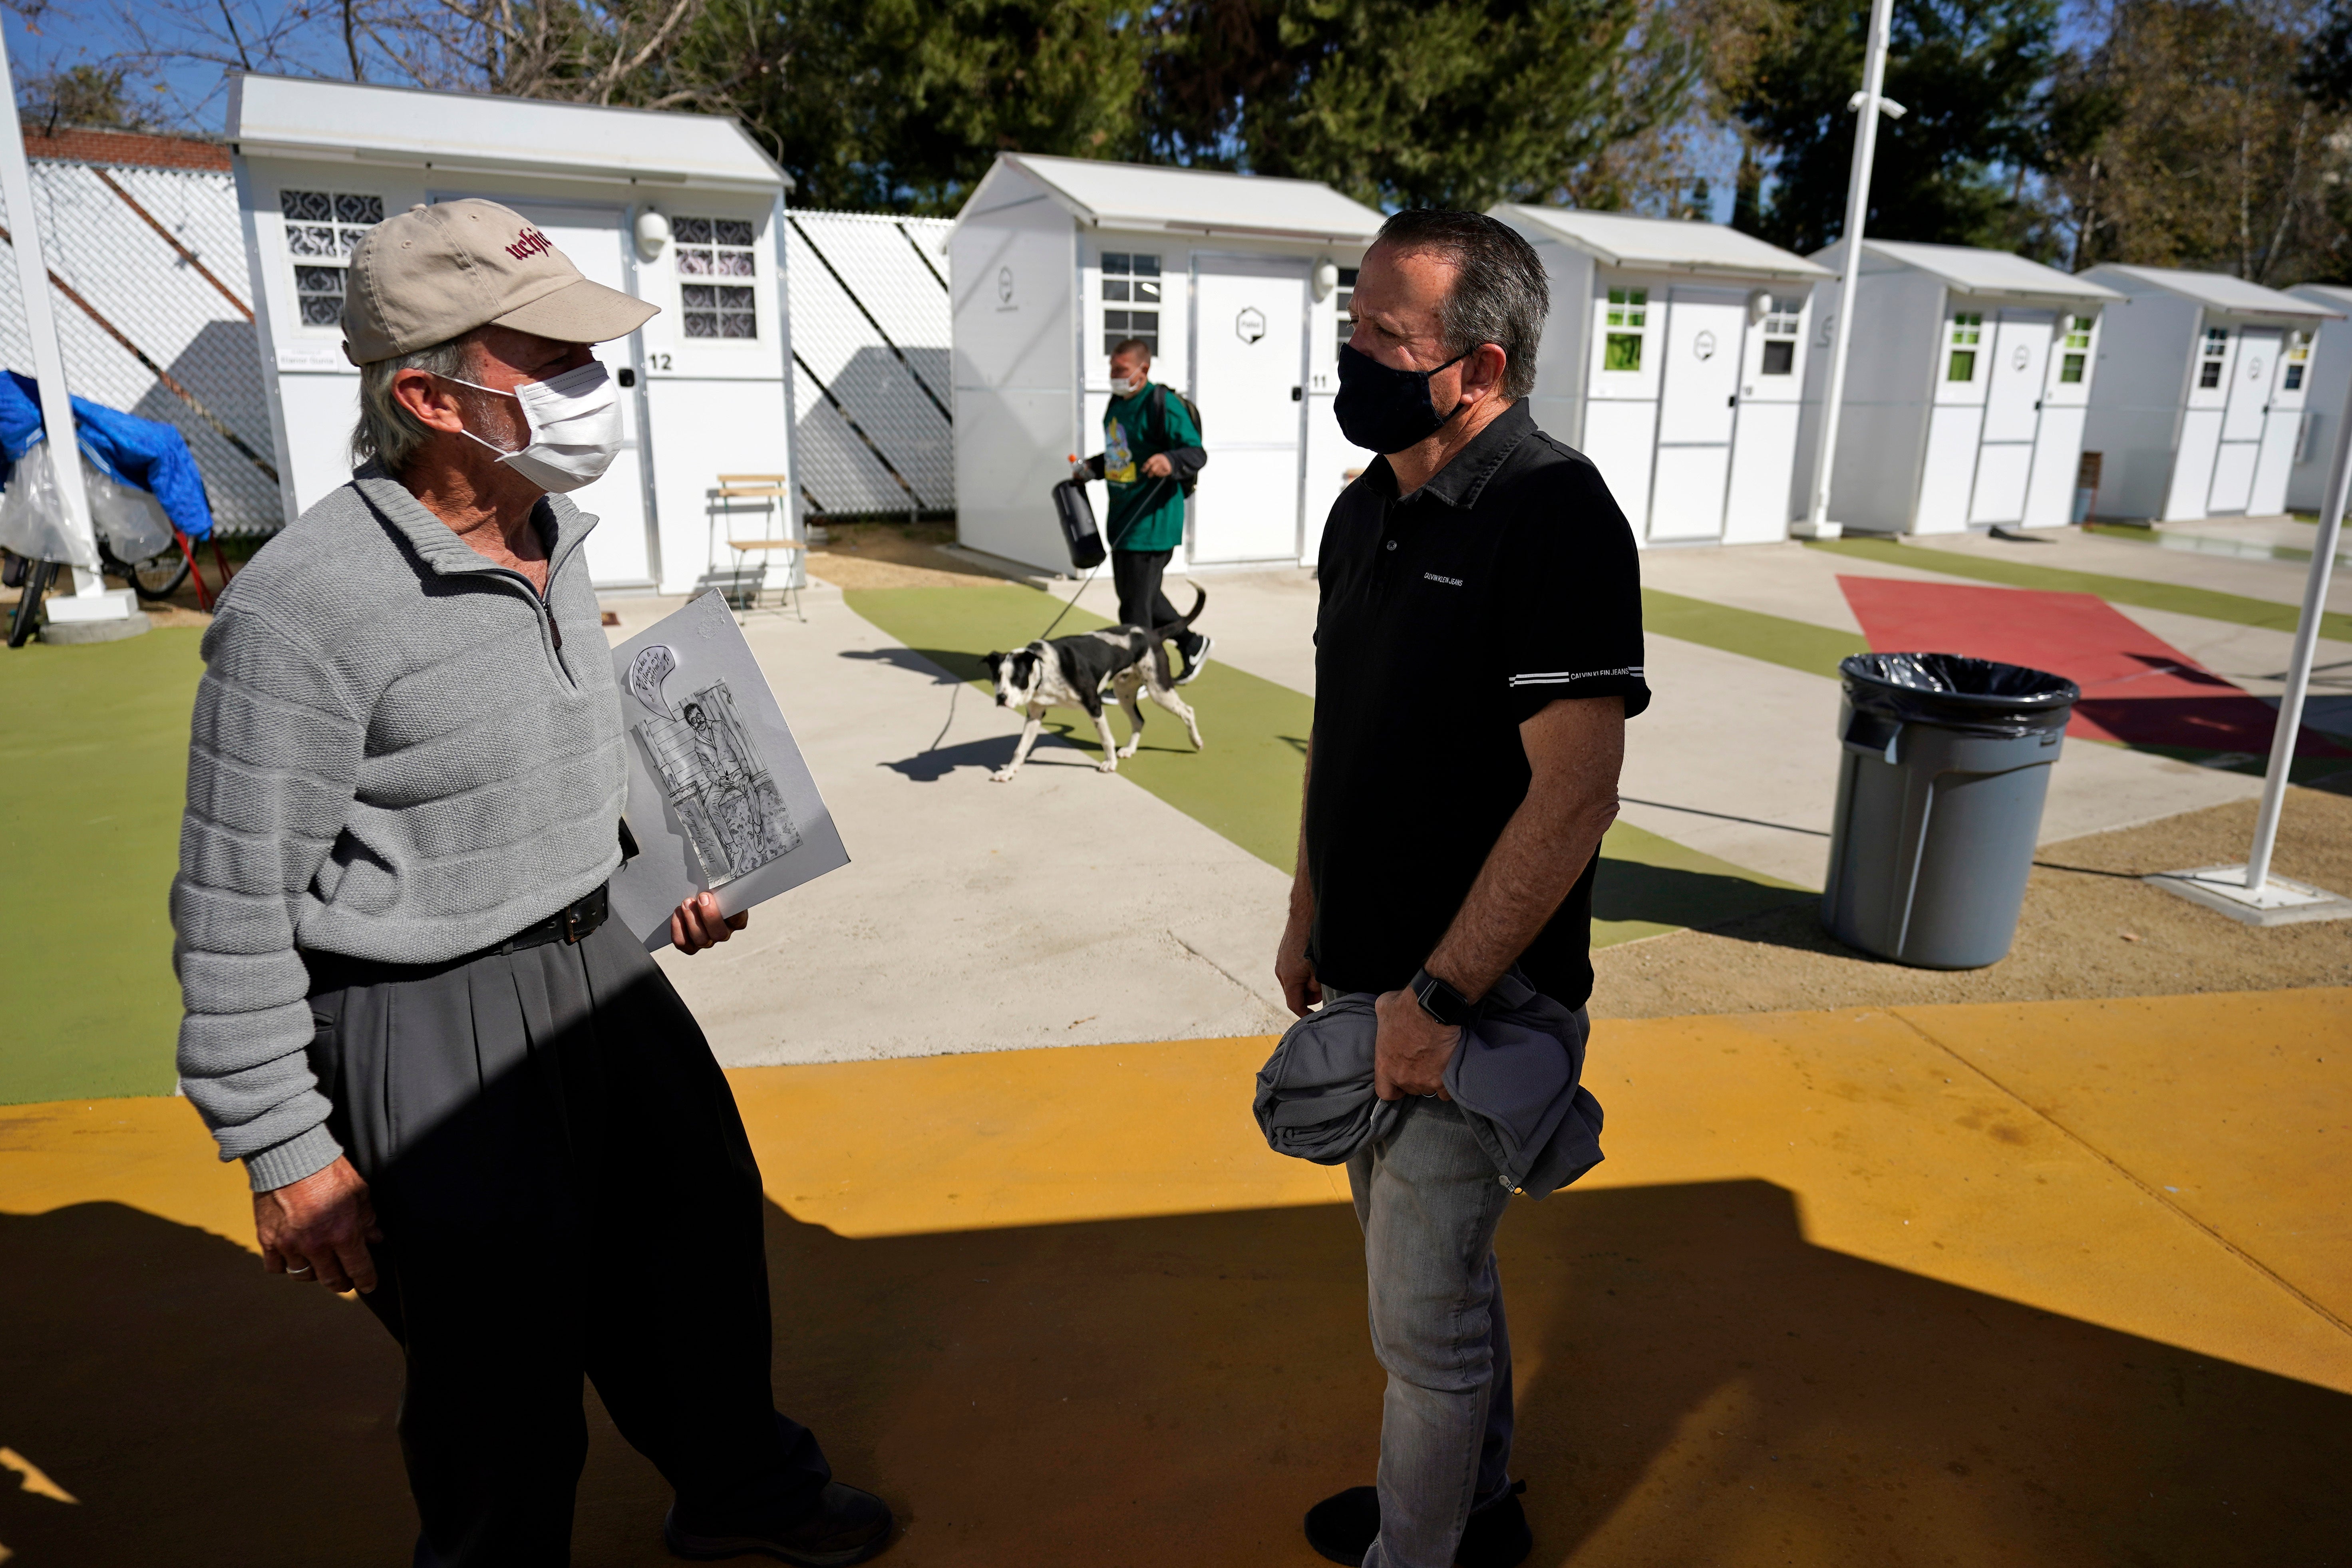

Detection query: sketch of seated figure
xmin=636 ymin=680 xmax=800 ymax=887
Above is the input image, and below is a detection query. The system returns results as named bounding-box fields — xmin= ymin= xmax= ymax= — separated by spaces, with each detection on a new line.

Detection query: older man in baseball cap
xmin=169 ymin=200 xmax=891 ymax=1566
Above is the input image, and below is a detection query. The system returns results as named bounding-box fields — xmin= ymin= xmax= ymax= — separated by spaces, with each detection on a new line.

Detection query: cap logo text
xmin=506 ymin=227 xmax=554 ymax=262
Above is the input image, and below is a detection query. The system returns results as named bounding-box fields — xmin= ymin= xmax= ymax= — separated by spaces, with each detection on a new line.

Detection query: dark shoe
xmin=1304 ymin=1486 xmax=1378 ymax=1566
xmin=664 ymin=1482 xmax=893 ymax=1564
xmin=1459 ymin=1481 xmax=1533 ymax=1568
xmin=1175 ymin=633 xmax=1213 ymax=686
xmin=1302 ymin=1480 xmax=1532 ymax=1568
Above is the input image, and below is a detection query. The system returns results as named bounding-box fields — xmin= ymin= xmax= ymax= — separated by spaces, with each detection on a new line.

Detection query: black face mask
xmin=1333 ymin=341 xmax=1471 ymax=454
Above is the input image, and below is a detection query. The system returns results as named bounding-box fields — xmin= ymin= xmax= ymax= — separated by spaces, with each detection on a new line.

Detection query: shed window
xmin=280 ymin=189 xmax=382 ymax=326
xmin=1760 ymin=296 xmax=1801 ymax=375
xmin=2198 ymin=327 xmax=2227 ymax=389
xmin=1603 ymin=287 xmax=1646 ymax=372
xmin=1336 ymin=267 xmax=1359 ymax=359
xmin=676 ymin=218 xmax=758 ymax=338
xmin=1945 ymin=312 xmax=1982 ymax=382
xmin=2286 ymin=329 xmax=2310 ymax=391
xmin=1102 ymin=252 xmax=1161 ymax=355
xmin=2059 ymin=314 xmax=2093 ymax=384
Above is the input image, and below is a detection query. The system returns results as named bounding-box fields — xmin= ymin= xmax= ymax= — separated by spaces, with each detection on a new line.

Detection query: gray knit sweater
xmin=171 ymin=468 xmax=626 ymax=1190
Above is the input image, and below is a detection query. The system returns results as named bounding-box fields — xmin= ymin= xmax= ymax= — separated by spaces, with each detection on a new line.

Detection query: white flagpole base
xmin=2143 ymin=865 xmax=2352 ymax=926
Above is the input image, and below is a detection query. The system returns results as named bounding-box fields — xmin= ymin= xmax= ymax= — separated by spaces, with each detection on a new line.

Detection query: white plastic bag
xmin=86 ymin=459 xmax=173 ymax=562
xmin=0 ymin=442 xmax=98 ymax=570
xmin=0 ymin=443 xmax=174 ymax=568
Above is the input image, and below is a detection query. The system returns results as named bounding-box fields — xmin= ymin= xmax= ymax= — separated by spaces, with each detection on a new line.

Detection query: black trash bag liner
xmin=1840 ymin=652 xmax=2080 ymax=738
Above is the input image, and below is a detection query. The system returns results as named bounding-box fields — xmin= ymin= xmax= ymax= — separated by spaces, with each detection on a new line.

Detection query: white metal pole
xmin=2241 ymin=384 xmax=2350 ymax=892
xmin=0 ymin=21 xmax=113 ymax=606
xmin=1804 ymin=0 xmax=1899 ymax=538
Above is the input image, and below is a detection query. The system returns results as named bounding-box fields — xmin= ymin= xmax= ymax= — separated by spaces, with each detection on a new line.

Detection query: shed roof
xmin=2090 ymin=264 xmax=2340 ymax=319
xmin=1819 ymin=239 xmax=2122 ymax=302
xmin=227 ymin=75 xmax=786 ymax=193
xmin=2290 ymin=283 xmax=2352 ymax=312
xmin=1494 ymin=206 xmax=1830 ymax=280
xmin=978 ymin=153 xmax=1384 ymax=244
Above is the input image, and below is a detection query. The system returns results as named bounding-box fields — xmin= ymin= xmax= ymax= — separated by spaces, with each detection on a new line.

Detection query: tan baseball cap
xmin=340 ymin=199 xmax=659 ymax=365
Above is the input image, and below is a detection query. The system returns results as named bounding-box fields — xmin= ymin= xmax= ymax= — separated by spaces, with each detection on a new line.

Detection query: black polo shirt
xmin=1306 ymin=399 xmax=1648 ymax=1010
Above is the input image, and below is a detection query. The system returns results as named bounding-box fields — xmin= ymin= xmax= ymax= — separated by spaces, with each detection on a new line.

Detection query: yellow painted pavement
xmin=3 ymin=989 xmax=2348 ymax=1564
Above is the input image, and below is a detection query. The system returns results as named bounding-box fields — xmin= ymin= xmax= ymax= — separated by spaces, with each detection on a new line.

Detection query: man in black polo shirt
xmin=1278 ymin=211 xmax=1647 ymax=1568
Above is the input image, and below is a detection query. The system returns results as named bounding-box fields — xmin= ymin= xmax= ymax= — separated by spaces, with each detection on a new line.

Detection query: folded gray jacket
xmin=1253 ymin=970 xmax=1605 ymax=1196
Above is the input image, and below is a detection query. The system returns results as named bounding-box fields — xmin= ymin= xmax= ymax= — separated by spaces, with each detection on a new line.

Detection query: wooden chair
xmin=703 ymin=473 xmax=805 ymax=621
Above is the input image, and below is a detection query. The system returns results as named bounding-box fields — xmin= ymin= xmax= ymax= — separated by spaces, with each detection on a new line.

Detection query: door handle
xmin=1291 ymin=386 xmax=1303 ymax=401
xmin=2033 ymin=398 xmax=2042 ymax=410
xmin=1727 ymin=394 xmax=1738 ymax=407
xmin=618 ymin=367 xmax=637 ymax=389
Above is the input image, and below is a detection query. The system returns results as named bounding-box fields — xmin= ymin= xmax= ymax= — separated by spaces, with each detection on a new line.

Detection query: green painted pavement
xmin=1 ymin=628 xmax=201 ymax=1104
xmin=1809 ymin=536 xmax=2352 ymax=645
xmin=843 ymin=584 xmax=1812 ymax=950
xmin=1643 ymin=587 xmax=1869 ymax=680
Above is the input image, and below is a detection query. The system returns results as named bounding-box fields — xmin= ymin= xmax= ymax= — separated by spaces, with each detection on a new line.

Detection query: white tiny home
xmin=1796 ymin=240 xmax=2122 ymax=534
xmin=1489 ymin=207 xmax=1832 ymax=545
xmin=228 ymin=74 xmax=797 ymax=594
xmin=2280 ymin=285 xmax=2350 ymax=515
xmin=2079 ymin=266 xmax=2336 ymax=522
xmin=950 ymin=153 xmax=1385 ymax=573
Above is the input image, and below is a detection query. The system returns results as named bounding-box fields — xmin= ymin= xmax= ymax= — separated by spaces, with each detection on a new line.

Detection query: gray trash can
xmin=1823 ymin=653 xmax=2080 ymax=970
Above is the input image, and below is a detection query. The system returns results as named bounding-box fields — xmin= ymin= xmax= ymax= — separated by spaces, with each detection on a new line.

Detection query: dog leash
xmin=1034 ymin=471 xmax=1169 ymax=642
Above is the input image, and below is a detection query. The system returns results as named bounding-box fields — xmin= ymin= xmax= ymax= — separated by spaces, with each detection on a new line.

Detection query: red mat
xmin=1836 ymin=576 xmax=2343 ymax=757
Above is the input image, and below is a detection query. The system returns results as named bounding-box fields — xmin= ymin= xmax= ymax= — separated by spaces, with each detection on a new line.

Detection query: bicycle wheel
xmin=8 ymin=559 xmax=57 ymax=648
xmin=121 ymin=546 xmax=191 ymax=601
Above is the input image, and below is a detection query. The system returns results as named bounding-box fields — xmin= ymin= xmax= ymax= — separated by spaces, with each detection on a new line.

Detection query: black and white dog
xmin=980 ymin=589 xmax=1208 ymax=782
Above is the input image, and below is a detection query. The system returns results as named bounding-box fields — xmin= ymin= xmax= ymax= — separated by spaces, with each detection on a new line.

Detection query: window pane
xmin=674 ymin=217 xmax=713 ymax=244
xmin=1338 ymin=268 xmax=1359 ymax=286
xmin=1129 ymin=309 xmax=1157 ymax=334
xmin=1762 ymin=339 xmax=1795 ymax=376
xmin=1102 ymin=279 xmax=1129 ymax=302
xmin=682 ymin=284 xmax=716 ymax=308
xmin=281 ymin=189 xmax=332 ymax=222
xmin=300 ymin=294 xmax=342 ymax=326
xmin=678 ymin=248 xmax=713 ymax=275
xmin=1105 ymin=332 xmax=1125 ymax=355
xmin=2060 ymin=353 xmax=2085 ymax=384
xmin=2199 ymin=360 xmax=2223 ymax=389
xmin=721 ymin=312 xmax=757 ymax=338
xmin=1604 ymin=333 xmax=1643 ymax=372
xmin=1104 ymin=310 xmax=1129 ymax=331
xmin=1131 ymin=255 xmax=1160 ymax=276
xmin=718 ymin=286 xmax=754 ymax=309
xmin=2287 ymin=363 xmax=2306 ymax=390
xmin=296 ymin=266 xmax=344 ymax=295
xmin=1947 ymin=349 xmax=1976 ymax=382
xmin=714 ymin=220 xmax=756 ymax=246
xmin=685 ymin=312 xmax=717 ymax=338
xmin=287 ymin=225 xmax=337 ymax=256
xmin=1136 ymin=333 xmax=1159 ymax=354
xmin=1101 ymin=253 xmax=1129 ymax=275
xmin=1133 ymin=279 xmax=1161 ymax=304
xmin=717 ymin=250 xmax=756 ymax=277
xmin=337 ymin=194 xmax=382 ymax=225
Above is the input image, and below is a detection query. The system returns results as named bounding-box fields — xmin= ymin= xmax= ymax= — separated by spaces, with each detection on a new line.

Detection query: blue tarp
xmin=0 ymin=371 xmax=214 ymax=540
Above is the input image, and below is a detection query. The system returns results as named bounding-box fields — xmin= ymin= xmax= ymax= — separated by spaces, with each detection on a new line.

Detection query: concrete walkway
xmin=3 ymin=987 xmax=2344 ymax=1565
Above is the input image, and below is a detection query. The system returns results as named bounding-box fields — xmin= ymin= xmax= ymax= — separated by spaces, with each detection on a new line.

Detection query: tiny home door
xmin=1582 ymin=276 xmax=1664 ymax=535
xmin=2022 ymin=311 xmax=2098 ymax=527
xmin=1648 ymin=286 xmax=1746 ymax=541
xmin=1967 ymin=310 xmax=2051 ymax=524
xmin=2163 ymin=322 xmax=2236 ymax=520
xmin=1189 ymin=253 xmax=1309 ymax=562
xmin=1916 ymin=304 xmax=1992 ymax=533
xmin=1723 ymin=291 xmax=1808 ymax=544
xmin=2251 ymin=328 xmax=2313 ymax=514
xmin=2207 ymin=326 xmax=2280 ymax=513
xmin=496 ymin=198 xmax=658 ymax=587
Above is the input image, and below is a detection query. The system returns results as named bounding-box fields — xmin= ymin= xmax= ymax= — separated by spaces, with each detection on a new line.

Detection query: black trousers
xmin=1112 ymin=547 xmax=1200 ymax=648
xmin=305 ymin=914 xmax=829 ymax=1566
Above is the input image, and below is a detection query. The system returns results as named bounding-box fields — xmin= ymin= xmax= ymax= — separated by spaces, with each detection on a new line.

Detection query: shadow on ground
xmin=4 ymin=1183 xmax=2346 ymax=1566
xmin=1591 ymin=859 xmax=1815 ymax=940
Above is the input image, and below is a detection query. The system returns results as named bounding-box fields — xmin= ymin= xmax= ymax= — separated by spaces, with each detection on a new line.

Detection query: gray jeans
xmin=1345 ymin=1078 xmax=1517 ymax=1568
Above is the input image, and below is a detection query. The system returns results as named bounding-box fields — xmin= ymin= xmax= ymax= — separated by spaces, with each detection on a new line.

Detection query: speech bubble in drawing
xmin=629 ymin=644 xmax=678 ymax=717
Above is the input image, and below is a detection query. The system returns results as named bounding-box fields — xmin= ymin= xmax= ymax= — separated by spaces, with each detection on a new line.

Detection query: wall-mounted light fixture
xmin=1312 ymin=256 xmax=1340 ymax=303
xmin=634 ymin=208 xmax=672 ymax=262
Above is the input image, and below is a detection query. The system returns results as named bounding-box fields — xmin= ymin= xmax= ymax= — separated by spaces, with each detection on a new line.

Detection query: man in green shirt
xmin=1076 ymin=336 xmax=1213 ymax=684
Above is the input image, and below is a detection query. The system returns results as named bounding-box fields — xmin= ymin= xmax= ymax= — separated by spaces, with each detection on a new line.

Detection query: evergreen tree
xmin=1735 ymin=0 xmax=2057 ymax=254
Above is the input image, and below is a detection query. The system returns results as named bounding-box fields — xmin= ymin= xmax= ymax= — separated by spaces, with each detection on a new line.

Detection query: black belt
xmin=305 ymin=884 xmax=610 ymax=993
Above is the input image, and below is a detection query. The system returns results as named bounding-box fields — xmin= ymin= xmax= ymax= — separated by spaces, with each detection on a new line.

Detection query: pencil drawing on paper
xmin=628 ymin=643 xmax=800 ymax=888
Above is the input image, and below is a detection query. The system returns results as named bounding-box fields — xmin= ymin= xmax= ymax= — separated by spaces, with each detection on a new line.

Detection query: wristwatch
xmin=1408 ymin=967 xmax=1481 ymax=1028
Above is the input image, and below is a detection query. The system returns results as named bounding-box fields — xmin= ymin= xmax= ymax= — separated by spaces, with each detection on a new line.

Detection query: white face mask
xmin=1112 ymin=368 xmax=1146 ymax=396
xmin=446 ymin=361 xmax=623 ymax=493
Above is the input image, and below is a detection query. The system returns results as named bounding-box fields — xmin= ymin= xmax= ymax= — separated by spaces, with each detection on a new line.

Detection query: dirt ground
xmin=804 ymin=520 xmax=1009 ymax=589
xmin=1592 ymin=786 xmax=2352 ymax=1018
